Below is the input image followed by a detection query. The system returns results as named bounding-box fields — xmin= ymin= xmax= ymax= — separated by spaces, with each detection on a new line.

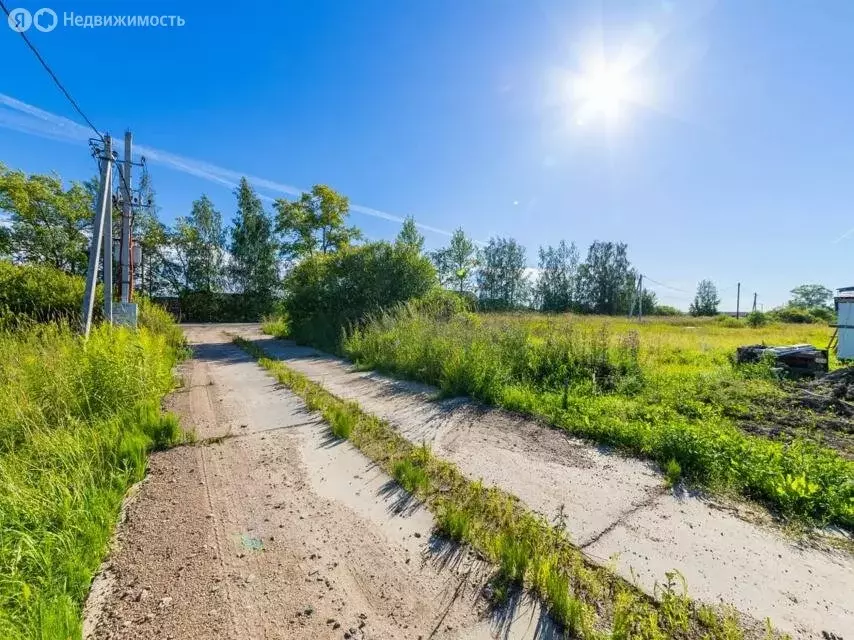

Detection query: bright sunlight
xmin=575 ymin=63 xmax=631 ymax=121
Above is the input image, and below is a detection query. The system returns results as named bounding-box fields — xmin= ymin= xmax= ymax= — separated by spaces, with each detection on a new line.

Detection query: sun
xmin=575 ymin=65 xmax=629 ymax=120
xmin=568 ymin=61 xmax=637 ymax=126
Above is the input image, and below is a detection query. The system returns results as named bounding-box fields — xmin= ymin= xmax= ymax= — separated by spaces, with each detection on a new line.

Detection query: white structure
xmin=836 ymin=287 xmax=854 ymax=361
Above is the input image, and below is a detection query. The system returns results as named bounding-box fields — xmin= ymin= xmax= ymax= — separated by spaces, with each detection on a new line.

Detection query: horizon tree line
xmin=0 ymin=161 xmax=834 ymax=318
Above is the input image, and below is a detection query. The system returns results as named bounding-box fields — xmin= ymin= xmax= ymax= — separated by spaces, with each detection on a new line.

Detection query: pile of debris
xmin=799 ymin=366 xmax=854 ymax=417
xmin=735 ymin=343 xmax=830 ymax=378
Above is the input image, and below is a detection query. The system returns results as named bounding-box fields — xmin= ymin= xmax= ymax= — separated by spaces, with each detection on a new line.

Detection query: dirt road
xmin=223 ymin=324 xmax=854 ymax=640
xmin=84 ymin=325 xmax=554 ymax=640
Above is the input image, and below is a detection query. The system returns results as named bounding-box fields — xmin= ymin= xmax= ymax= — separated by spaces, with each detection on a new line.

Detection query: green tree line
xmin=1 ymin=161 xmax=836 ymax=323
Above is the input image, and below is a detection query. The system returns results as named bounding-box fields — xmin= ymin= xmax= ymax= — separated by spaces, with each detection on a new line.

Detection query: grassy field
xmin=0 ymin=305 xmax=184 ymax=639
xmin=312 ymin=309 xmax=854 ymax=530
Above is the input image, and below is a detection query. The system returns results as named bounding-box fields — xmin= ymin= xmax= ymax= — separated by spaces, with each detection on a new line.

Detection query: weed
xmin=435 ymin=499 xmax=473 ymax=541
xmin=664 ymin=459 xmax=682 ymax=487
xmin=392 ymin=458 xmax=430 ymax=495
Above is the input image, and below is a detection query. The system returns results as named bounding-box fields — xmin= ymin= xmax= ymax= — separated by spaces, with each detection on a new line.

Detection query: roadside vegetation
xmin=0 ymin=264 xmax=186 ymax=640
xmin=340 ymin=310 xmax=852 ymax=529
xmin=235 ymin=336 xmax=790 ymax=640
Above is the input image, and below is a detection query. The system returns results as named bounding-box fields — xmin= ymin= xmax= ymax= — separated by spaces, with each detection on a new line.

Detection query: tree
xmin=689 ymin=279 xmax=720 ymax=316
xmin=395 ymin=216 xmax=424 ymax=253
xmin=535 ymin=240 xmax=579 ymax=312
xmin=576 ymin=241 xmax=633 ymax=314
xmin=176 ymin=195 xmax=225 ymax=293
xmin=274 ymin=184 xmax=361 ymax=262
xmin=0 ymin=224 xmax=11 ymax=258
xmin=477 ymin=236 xmax=529 ymax=310
xmin=133 ymin=166 xmax=183 ymax=296
xmin=0 ymin=166 xmax=93 ymax=274
xmin=788 ymin=284 xmax=833 ymax=309
xmin=430 ymin=228 xmax=478 ymax=294
xmin=284 ymin=241 xmax=437 ymax=350
xmin=229 ymin=178 xmax=279 ymax=314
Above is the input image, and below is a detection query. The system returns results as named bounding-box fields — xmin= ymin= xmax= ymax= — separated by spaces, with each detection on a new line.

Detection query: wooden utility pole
xmin=81 ymin=135 xmax=113 ymax=337
xmin=736 ymin=282 xmax=741 ymax=319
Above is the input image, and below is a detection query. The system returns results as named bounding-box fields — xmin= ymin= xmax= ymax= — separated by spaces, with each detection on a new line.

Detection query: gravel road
xmin=222 ymin=324 xmax=854 ymax=640
xmin=84 ymin=325 xmax=557 ymax=640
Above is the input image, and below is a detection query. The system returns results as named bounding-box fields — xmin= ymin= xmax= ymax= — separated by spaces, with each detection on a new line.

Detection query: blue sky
xmin=1 ymin=0 xmax=853 ymax=309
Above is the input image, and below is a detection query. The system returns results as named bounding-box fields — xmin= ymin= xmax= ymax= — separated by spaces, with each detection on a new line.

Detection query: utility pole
xmin=638 ymin=274 xmax=644 ymax=322
xmin=81 ymin=135 xmax=114 ymax=337
xmin=736 ymin=282 xmax=741 ymax=319
xmin=102 ymin=164 xmax=113 ymax=323
xmin=120 ymin=130 xmax=133 ymax=303
xmin=752 ymin=292 xmax=758 ymax=313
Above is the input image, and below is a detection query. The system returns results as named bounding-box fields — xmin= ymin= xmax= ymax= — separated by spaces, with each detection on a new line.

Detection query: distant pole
xmin=81 ymin=135 xmax=113 ymax=337
xmin=753 ymin=292 xmax=758 ymax=313
xmin=736 ymin=282 xmax=741 ymax=319
xmin=628 ymin=277 xmax=637 ymax=318
xmin=120 ymin=130 xmax=133 ymax=303
xmin=638 ymin=274 xmax=644 ymax=322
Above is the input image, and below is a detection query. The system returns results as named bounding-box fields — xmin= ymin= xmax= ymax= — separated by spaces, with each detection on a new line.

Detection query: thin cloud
xmin=0 ymin=93 xmax=453 ymax=238
xmin=832 ymin=226 xmax=854 ymax=243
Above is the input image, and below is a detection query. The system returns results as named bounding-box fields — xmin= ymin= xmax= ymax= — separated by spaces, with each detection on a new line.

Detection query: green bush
xmin=412 ymin=287 xmax=472 ymax=320
xmin=713 ymin=314 xmax=743 ymax=328
xmin=772 ymin=306 xmax=815 ymax=324
xmin=653 ymin=305 xmax=682 ymax=316
xmin=283 ymin=241 xmax=437 ymax=351
xmin=745 ymin=310 xmax=768 ymax=327
xmin=0 ymin=261 xmax=98 ymax=325
xmin=807 ymin=306 xmax=834 ymax=324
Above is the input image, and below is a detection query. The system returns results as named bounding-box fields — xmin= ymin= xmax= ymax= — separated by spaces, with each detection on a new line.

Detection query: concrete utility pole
xmin=736 ymin=282 xmax=741 ymax=319
xmin=753 ymin=292 xmax=758 ymax=313
xmin=81 ymin=135 xmax=113 ymax=337
xmin=120 ymin=130 xmax=133 ymax=303
xmin=102 ymin=164 xmax=113 ymax=323
xmin=638 ymin=274 xmax=644 ymax=322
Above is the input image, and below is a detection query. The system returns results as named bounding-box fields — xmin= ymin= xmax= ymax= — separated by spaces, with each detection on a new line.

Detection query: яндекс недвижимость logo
xmin=6 ymin=7 xmax=58 ymax=32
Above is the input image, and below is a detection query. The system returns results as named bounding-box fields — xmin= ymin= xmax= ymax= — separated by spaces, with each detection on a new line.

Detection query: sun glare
xmin=575 ymin=65 xmax=629 ymax=120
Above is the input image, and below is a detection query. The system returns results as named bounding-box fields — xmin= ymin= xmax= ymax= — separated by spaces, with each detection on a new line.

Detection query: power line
xmin=0 ymin=1 xmax=136 ymax=200
xmin=642 ymin=275 xmax=693 ymax=295
xmin=0 ymin=0 xmax=104 ymax=140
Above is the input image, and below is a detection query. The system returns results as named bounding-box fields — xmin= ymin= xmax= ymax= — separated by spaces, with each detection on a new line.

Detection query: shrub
xmin=283 ymin=241 xmax=437 ymax=351
xmin=713 ymin=314 xmax=742 ymax=328
xmin=772 ymin=306 xmax=815 ymax=324
xmin=807 ymin=306 xmax=834 ymax=324
xmin=745 ymin=310 xmax=768 ymax=327
xmin=0 ymin=260 xmax=97 ymax=325
xmin=413 ymin=287 xmax=472 ymax=320
xmin=653 ymin=305 xmax=682 ymax=316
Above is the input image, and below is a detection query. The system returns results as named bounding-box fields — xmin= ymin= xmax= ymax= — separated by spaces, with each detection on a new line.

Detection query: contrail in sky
xmin=832 ymin=226 xmax=854 ymax=244
xmin=0 ymin=93 xmax=453 ymax=238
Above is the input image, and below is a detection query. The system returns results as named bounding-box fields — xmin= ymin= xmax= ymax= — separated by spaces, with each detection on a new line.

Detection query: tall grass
xmin=0 ymin=321 xmax=182 ymax=639
xmin=344 ymin=307 xmax=854 ymax=529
